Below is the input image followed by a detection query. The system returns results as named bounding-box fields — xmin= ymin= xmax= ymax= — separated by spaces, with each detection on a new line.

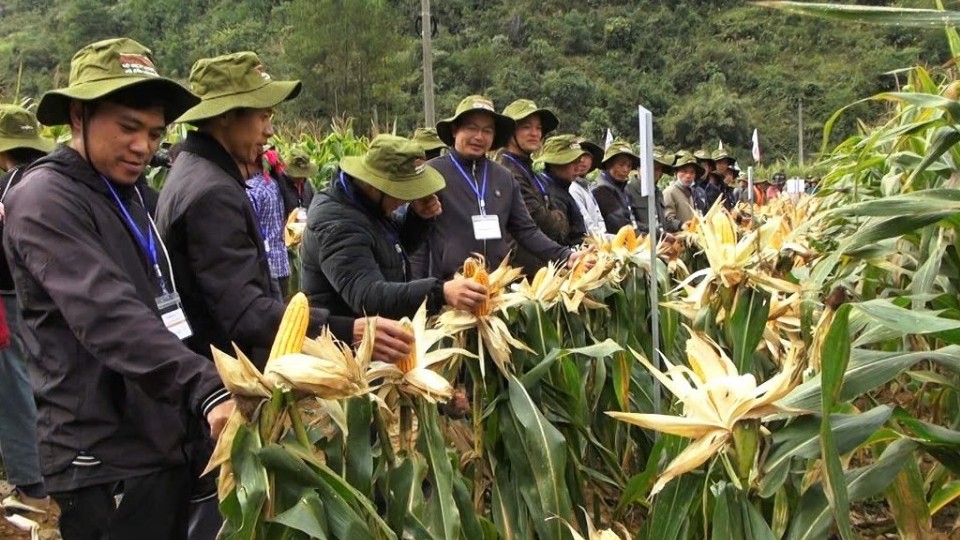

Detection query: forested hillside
xmin=0 ymin=0 xmax=952 ymax=162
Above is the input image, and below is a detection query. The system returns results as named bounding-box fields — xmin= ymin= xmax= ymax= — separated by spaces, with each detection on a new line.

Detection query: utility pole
xmin=798 ymin=99 xmax=804 ymax=167
xmin=420 ymin=0 xmax=436 ymax=126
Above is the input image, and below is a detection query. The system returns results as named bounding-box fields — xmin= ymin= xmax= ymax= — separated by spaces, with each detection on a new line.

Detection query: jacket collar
xmin=28 ymin=145 xmax=140 ymax=201
xmin=180 ymin=131 xmax=246 ymax=187
xmin=598 ymin=171 xmax=626 ymax=191
xmin=448 ymin=148 xmax=488 ymax=169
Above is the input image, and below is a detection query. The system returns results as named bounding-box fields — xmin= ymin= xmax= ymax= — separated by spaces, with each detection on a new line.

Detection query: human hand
xmin=566 ymin=248 xmax=595 ymax=269
xmin=206 ymin=399 xmax=235 ymax=440
xmin=355 ymin=317 xmax=414 ymax=364
xmin=411 ymin=195 xmax=442 ymax=219
xmin=443 ymin=278 xmax=488 ymax=311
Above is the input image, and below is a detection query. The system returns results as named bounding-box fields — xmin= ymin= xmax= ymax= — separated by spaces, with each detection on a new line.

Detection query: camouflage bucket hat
xmin=0 ymin=105 xmax=55 ymax=154
xmin=36 ymin=38 xmax=199 ymax=126
xmin=693 ymin=148 xmax=716 ymax=164
xmin=501 ymin=99 xmax=559 ymax=135
xmin=285 ymin=148 xmax=318 ymax=178
xmin=673 ymin=150 xmax=705 ymax=177
xmin=435 ymin=95 xmax=515 ymax=150
xmin=652 ymin=147 xmax=676 ymax=173
xmin=575 ymin=138 xmax=603 ymax=173
xmin=340 ymin=134 xmax=446 ymax=200
xmin=177 ymin=52 xmax=301 ymax=125
xmin=411 ymin=127 xmax=447 ymax=152
xmin=601 ymin=139 xmax=640 ymax=169
xmin=712 ymin=148 xmax=737 ymax=165
xmin=538 ymin=134 xmax=588 ymax=166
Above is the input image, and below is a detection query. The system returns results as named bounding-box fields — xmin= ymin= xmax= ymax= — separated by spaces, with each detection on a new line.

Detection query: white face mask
xmin=391 ymin=203 xmax=409 ymax=221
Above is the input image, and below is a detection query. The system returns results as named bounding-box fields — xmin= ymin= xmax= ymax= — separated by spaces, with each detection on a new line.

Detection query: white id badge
xmin=472 ymin=214 xmax=502 ymax=240
xmin=264 ymin=240 xmax=271 ymax=253
xmin=296 ymin=208 xmax=307 ymax=223
xmin=157 ymin=292 xmax=193 ymax=340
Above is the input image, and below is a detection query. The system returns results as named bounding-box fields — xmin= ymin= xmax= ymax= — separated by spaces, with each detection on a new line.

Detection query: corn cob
xmin=395 ymin=320 xmax=417 ymax=373
xmin=268 ymin=292 xmax=310 ymax=361
xmin=612 ymin=225 xmax=637 ymax=251
xmin=472 ymin=268 xmax=490 ymax=316
xmin=462 ymin=257 xmax=481 ymax=279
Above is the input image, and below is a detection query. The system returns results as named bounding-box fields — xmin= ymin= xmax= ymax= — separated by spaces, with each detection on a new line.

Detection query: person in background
xmin=410 ymin=95 xmax=583 ymax=280
xmin=662 ymin=150 xmax=704 ymax=228
xmin=4 ymin=37 xmax=233 ymax=539
xmin=533 ymin=134 xmax=588 ymax=255
xmin=245 ymin=148 xmax=291 ymax=300
xmin=627 ymin=146 xmax=677 ymax=233
xmin=568 ymin=137 xmax=606 ymax=237
xmin=767 ymin=171 xmax=785 ymax=201
xmin=0 ymin=104 xmax=56 ymax=533
xmin=496 ymin=99 xmax=562 ymax=273
xmin=411 ymin=127 xmax=447 ymax=161
xmin=301 ymin=134 xmax=487 ymax=319
xmin=592 ymin=139 xmax=640 ymax=234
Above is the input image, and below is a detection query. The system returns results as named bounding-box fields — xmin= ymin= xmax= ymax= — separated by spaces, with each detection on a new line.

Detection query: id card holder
xmin=157 ymin=292 xmax=193 ymax=340
xmin=472 ymin=214 xmax=502 ymax=240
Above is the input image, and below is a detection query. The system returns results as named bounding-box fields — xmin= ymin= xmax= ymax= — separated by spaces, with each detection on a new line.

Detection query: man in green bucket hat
xmin=663 ymin=150 xmax=704 ymax=227
xmin=411 ymin=127 xmax=447 ymax=161
xmin=496 ymin=99 xmax=564 ymax=270
xmin=706 ymin=148 xmax=736 ymax=209
xmin=411 ymin=95 xmax=585 ymax=279
xmin=529 ymin=134 xmax=588 ymax=250
xmin=3 ymin=38 xmax=234 ymax=539
xmin=157 ymin=52 xmax=413 ymax=366
xmin=301 ymin=134 xmax=488 ymax=319
xmin=568 ymin=137 xmax=607 ymax=237
xmin=0 ymin=104 xmax=56 ymax=536
xmin=278 ymin=147 xmax=317 ymax=249
xmin=627 ymin=146 xmax=680 ymax=234
xmin=592 ymin=139 xmax=640 ymax=234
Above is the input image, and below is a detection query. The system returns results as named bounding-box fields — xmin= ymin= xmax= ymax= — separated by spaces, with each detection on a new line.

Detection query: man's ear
xmin=68 ymin=100 xmax=85 ymax=133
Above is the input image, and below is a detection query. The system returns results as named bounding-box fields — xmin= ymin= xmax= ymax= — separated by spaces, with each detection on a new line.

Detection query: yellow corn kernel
xmin=472 ymin=269 xmax=490 ymax=316
xmin=395 ymin=321 xmax=417 ymax=373
xmin=269 ymin=293 xmax=310 ymax=361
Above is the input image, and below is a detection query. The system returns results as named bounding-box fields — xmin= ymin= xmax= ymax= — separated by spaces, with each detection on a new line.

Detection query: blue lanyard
xmin=502 ymin=153 xmax=550 ymax=198
xmin=449 ymin=154 xmax=488 ymax=215
xmin=100 ymin=177 xmax=168 ymax=294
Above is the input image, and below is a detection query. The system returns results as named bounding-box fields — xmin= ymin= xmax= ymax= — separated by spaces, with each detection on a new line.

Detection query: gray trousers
xmin=0 ymin=293 xmax=43 ymax=488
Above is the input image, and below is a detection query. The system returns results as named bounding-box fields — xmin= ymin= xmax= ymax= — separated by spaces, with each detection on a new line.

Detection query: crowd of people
xmin=0 ymin=36 xmax=813 ymax=539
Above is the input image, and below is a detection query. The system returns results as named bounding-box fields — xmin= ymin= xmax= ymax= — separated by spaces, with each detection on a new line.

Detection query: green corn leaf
xmin=416 ymin=402 xmax=462 ymax=540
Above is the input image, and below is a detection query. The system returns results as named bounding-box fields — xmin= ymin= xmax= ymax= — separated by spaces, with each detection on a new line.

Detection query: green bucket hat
xmin=575 ymin=137 xmax=603 ymax=173
xmin=340 ymin=134 xmax=446 ymax=201
xmin=411 ymin=127 xmax=447 ymax=152
xmin=285 ymin=148 xmax=318 ymax=178
xmin=176 ymin=52 xmax=301 ymax=125
xmin=36 ymin=38 xmax=199 ymax=126
xmin=601 ymin=139 xmax=640 ymax=169
xmin=693 ymin=148 xmax=715 ymax=164
xmin=501 ymin=99 xmax=559 ymax=135
xmin=652 ymin=147 xmax=676 ymax=174
xmin=712 ymin=148 xmax=736 ymax=165
xmin=673 ymin=150 xmax=705 ymax=177
xmin=538 ymin=134 xmax=589 ymax=166
xmin=435 ymin=95 xmax=515 ymax=150
xmin=0 ymin=105 xmax=55 ymax=154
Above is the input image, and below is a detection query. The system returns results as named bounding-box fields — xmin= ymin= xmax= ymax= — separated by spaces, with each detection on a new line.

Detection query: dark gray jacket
xmin=155 ymin=132 xmax=354 ymax=368
xmin=3 ymin=146 xmax=228 ymax=490
xmin=410 ymin=150 xmax=571 ymax=280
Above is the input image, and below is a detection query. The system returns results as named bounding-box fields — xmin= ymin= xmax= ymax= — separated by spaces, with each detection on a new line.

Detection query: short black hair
xmin=1 ymin=147 xmax=47 ymax=168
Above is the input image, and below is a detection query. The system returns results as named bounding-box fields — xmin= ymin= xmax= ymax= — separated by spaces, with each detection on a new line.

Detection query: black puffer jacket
xmin=301 ymin=173 xmax=444 ymax=319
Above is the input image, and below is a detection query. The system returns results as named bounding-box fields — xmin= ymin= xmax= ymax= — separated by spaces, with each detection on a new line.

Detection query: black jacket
xmin=626 ymin=179 xmax=678 ymax=234
xmin=277 ymin=171 xmax=315 ymax=216
xmin=301 ymin=173 xmax=443 ymax=319
xmin=155 ymin=131 xmax=354 ymax=368
xmin=2 ymin=146 xmax=228 ymax=490
xmin=410 ymin=150 xmax=571 ymax=280
xmin=514 ymin=171 xmax=586 ymax=273
xmin=592 ymin=172 xmax=637 ymax=234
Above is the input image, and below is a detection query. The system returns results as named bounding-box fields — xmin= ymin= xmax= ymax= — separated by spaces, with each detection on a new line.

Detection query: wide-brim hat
xmin=177 ymin=51 xmax=301 ymax=125
xmin=502 ymin=99 xmax=559 ymax=135
xmin=652 ymin=147 xmax=676 ymax=174
xmin=340 ymin=134 xmax=446 ymax=200
xmin=285 ymin=147 xmax=318 ymax=178
xmin=693 ymin=148 xmax=716 ymax=165
xmin=673 ymin=150 xmax=705 ymax=177
xmin=712 ymin=148 xmax=737 ymax=165
xmin=601 ymin=139 xmax=640 ymax=169
xmin=538 ymin=134 xmax=589 ymax=166
xmin=576 ymin=138 xmax=603 ymax=173
xmin=411 ymin=127 xmax=447 ymax=152
xmin=436 ymin=95 xmax=515 ymax=150
xmin=37 ymin=38 xmax=199 ymax=126
xmin=0 ymin=105 xmax=55 ymax=154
